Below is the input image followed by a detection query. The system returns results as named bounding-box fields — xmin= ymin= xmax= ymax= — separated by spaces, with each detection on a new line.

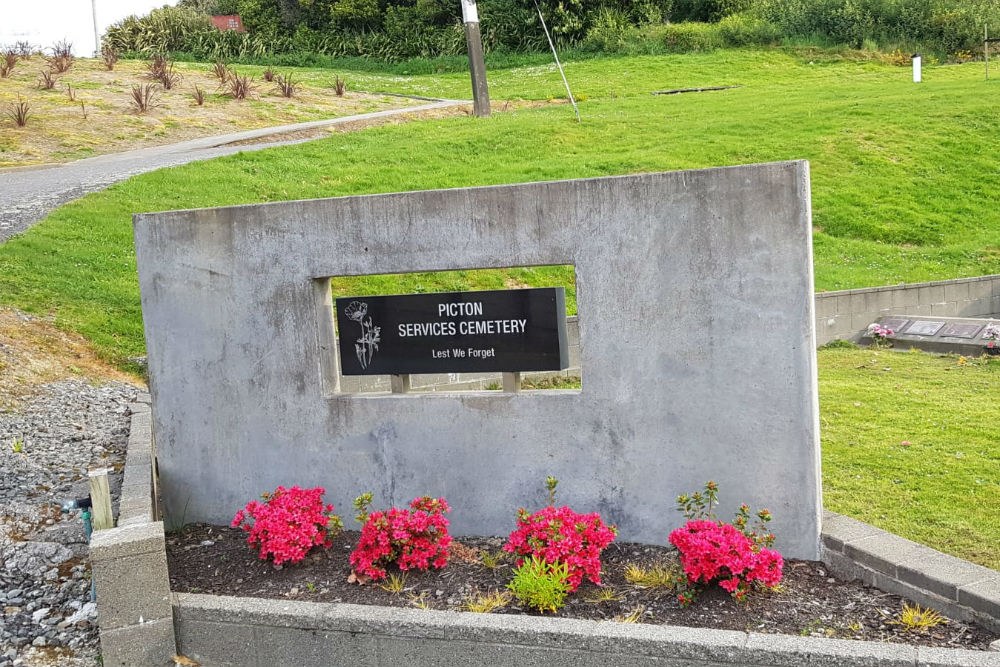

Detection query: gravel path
xmin=1 ymin=380 xmax=138 ymax=667
xmin=0 ymin=99 xmax=467 ymax=244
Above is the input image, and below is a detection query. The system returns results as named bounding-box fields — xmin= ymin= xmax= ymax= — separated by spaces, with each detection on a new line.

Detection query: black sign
xmin=335 ymin=288 xmax=569 ymax=375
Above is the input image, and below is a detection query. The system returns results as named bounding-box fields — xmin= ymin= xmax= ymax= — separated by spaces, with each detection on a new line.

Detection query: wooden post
xmin=391 ymin=374 xmax=411 ymax=393
xmin=502 ymin=372 xmax=521 ymax=393
xmin=461 ymin=0 xmax=490 ymax=117
xmin=987 ymin=25 xmax=990 ymax=81
xmin=88 ymin=468 xmax=114 ymax=530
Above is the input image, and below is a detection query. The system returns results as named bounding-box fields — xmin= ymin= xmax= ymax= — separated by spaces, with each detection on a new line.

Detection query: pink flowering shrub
xmin=349 ymin=495 xmax=452 ymax=581
xmin=669 ymin=481 xmax=784 ymax=605
xmin=503 ymin=479 xmax=617 ymax=593
xmin=231 ymin=486 xmax=343 ymax=566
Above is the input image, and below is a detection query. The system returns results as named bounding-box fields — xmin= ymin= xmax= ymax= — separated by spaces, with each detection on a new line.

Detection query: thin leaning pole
xmin=531 ymin=0 xmax=581 ymax=123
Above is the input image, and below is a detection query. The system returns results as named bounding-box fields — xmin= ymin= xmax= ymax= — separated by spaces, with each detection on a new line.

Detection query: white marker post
xmin=912 ymin=53 xmax=922 ymax=83
xmin=461 ymin=0 xmax=490 ymax=118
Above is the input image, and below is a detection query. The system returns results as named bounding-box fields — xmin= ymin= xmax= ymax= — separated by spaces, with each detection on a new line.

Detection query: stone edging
xmin=89 ymin=398 xmax=1000 ymax=666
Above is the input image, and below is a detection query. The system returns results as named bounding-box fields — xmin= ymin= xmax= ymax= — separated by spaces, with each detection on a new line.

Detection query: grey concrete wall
xmin=172 ymin=593 xmax=1000 ymax=667
xmin=815 ymin=275 xmax=1000 ymax=345
xmin=134 ymin=162 xmax=822 ymax=559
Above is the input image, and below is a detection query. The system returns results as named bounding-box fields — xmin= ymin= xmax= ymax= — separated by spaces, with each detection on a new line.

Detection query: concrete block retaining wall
xmin=92 ymin=405 xmax=1000 ymax=666
xmin=815 ymin=274 xmax=1000 ymax=345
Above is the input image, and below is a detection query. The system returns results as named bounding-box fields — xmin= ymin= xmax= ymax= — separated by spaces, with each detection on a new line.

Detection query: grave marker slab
xmin=879 ymin=318 xmax=910 ymax=333
xmin=134 ymin=162 xmax=822 ymax=558
xmin=905 ymin=320 xmax=945 ymax=336
xmin=940 ymin=323 xmax=984 ymax=339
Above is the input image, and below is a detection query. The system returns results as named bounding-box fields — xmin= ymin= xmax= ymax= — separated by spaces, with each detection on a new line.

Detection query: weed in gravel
xmin=584 ymin=587 xmax=624 ymax=604
xmin=407 ymin=591 xmax=430 ymax=609
xmin=480 ymin=549 xmax=505 ymax=569
xmin=378 ymin=572 xmax=407 ymax=594
xmin=623 ymin=562 xmax=679 ymax=589
xmin=889 ymin=603 xmax=946 ymax=632
xmin=461 ymin=589 xmax=512 ymax=613
xmin=5 ymin=95 xmax=30 ymax=127
xmin=130 ymin=84 xmax=161 ymax=113
xmin=614 ymin=604 xmax=646 ymax=623
xmin=11 ymin=437 xmax=23 ymax=453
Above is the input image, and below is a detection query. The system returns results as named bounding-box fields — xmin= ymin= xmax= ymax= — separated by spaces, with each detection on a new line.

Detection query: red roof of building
xmin=210 ymin=15 xmax=247 ymax=33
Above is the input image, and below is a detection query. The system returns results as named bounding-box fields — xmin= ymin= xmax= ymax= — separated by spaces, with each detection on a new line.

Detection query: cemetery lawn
xmin=818 ymin=347 xmax=1000 ymax=570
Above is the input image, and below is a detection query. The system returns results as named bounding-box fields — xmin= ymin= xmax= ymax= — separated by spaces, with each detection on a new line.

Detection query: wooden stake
xmin=88 ymin=468 xmax=114 ymax=530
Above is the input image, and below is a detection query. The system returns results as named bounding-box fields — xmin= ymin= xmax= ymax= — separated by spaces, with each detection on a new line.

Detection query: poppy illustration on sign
xmin=345 ymin=301 xmax=380 ymax=369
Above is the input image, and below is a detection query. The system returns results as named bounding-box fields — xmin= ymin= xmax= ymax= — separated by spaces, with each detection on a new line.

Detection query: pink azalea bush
xmin=670 ymin=481 xmax=784 ymax=605
xmin=504 ymin=505 xmax=617 ymax=591
xmin=349 ymin=496 xmax=452 ymax=581
xmin=231 ymin=485 xmax=342 ymax=566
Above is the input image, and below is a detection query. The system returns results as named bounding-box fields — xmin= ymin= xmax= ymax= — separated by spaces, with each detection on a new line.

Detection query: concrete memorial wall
xmin=134 ymin=161 xmax=823 ymax=558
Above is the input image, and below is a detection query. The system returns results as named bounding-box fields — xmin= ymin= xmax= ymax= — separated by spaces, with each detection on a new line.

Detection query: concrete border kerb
xmin=89 ymin=391 xmax=1000 ymax=666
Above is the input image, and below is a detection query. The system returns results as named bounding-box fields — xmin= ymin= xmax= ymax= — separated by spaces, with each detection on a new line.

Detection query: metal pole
xmin=461 ymin=0 xmax=490 ymax=118
xmin=987 ymin=25 xmax=990 ymax=81
xmin=92 ymin=0 xmax=100 ymax=57
xmin=532 ymin=0 xmax=581 ymax=123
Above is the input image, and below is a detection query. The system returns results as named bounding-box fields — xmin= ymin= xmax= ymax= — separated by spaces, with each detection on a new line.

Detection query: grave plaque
xmin=905 ymin=320 xmax=945 ymax=336
xmin=335 ymin=287 xmax=569 ymax=375
xmin=879 ymin=318 xmax=910 ymax=333
xmin=940 ymin=323 xmax=984 ymax=339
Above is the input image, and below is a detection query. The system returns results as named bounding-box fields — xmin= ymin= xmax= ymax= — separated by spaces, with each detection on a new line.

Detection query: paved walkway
xmin=0 ymin=99 xmax=468 ymax=244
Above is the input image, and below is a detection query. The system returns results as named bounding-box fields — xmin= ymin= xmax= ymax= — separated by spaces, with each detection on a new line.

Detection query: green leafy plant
xmin=11 ymin=437 xmax=24 ymax=453
xmin=506 ymin=555 xmax=571 ymax=613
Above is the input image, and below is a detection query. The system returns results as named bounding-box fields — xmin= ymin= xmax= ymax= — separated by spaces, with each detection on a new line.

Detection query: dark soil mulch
xmin=167 ymin=524 xmax=997 ymax=651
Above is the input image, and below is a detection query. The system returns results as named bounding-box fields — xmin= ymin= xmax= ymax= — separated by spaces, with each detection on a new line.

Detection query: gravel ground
xmin=0 ymin=380 xmax=137 ymax=667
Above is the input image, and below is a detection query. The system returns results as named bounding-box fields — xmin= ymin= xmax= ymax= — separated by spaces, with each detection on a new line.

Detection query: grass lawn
xmin=819 ymin=347 xmax=1000 ymax=569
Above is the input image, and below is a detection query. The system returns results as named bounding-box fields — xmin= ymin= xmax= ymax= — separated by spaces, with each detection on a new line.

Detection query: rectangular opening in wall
xmin=326 ymin=266 xmax=580 ymax=394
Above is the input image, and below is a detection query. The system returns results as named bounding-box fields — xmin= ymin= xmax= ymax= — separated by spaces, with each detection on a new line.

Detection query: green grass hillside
xmin=1 ymin=49 xmax=999 ymax=363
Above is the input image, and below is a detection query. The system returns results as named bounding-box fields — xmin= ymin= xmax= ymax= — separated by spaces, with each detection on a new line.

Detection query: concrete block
xmin=135 ymin=391 xmax=152 ymax=404
xmin=915 ymin=304 xmax=933 ymax=316
xmin=944 ymin=282 xmax=970 ymax=303
xmin=743 ymin=632 xmax=914 ymax=667
xmin=100 ymin=616 xmax=176 ymax=667
xmin=582 ymin=622 xmax=747 ymax=663
xmin=174 ymin=618 xmax=260 ymax=667
xmin=92 ymin=549 xmax=171 ymax=630
xmin=865 ymin=290 xmax=892 ymax=313
xmin=851 ymin=312 xmax=878 ymax=332
xmin=90 ymin=521 xmax=165 ymax=560
xmin=836 ymin=294 xmax=853 ymax=315
xmin=897 ymin=550 xmax=998 ymax=601
xmin=842 ymin=533 xmax=928 ymax=578
xmin=814 ymin=295 xmax=837 ymax=319
xmin=970 ymin=280 xmax=994 ymax=303
xmin=820 ymin=513 xmax=884 ymax=553
xmin=136 ymin=163 xmax=822 ymax=558
xmin=850 ymin=292 xmax=868 ymax=315
xmin=891 ymin=287 xmax=920 ymax=309
xmin=917 ymin=646 xmax=1000 ymax=666
xmin=959 ymin=577 xmax=1000 ymax=619
xmin=931 ymin=302 xmax=957 ymax=317
xmin=254 ymin=626 xmax=378 ymax=667
xmin=920 ymin=285 xmax=946 ymax=304
xmin=127 ymin=402 xmax=151 ymax=414
xmin=375 ymin=637 xmax=678 ymax=667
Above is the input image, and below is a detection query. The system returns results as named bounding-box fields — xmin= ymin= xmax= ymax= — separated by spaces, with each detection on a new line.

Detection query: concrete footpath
xmin=0 ymin=99 xmax=468 ymax=244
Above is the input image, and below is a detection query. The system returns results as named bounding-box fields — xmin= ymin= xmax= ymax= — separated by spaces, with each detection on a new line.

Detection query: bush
xmin=661 ymin=22 xmax=725 ymax=51
xmin=718 ymin=13 xmax=781 ymax=46
xmin=349 ymin=495 xmax=452 ymax=581
xmin=231 ymin=486 xmax=343 ymax=566
xmin=104 ymin=6 xmax=214 ymax=54
xmin=507 ymin=555 xmax=571 ymax=613
xmin=669 ymin=481 xmax=783 ymax=605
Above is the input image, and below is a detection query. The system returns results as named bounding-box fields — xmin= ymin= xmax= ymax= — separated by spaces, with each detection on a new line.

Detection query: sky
xmin=1 ymin=1 xmax=180 ymax=56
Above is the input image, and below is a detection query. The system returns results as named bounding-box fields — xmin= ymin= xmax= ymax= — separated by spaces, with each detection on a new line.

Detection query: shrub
xmin=47 ymin=40 xmax=74 ymax=73
xmin=3 ymin=50 xmax=17 ymax=72
xmin=661 ymin=22 xmax=725 ymax=52
xmin=192 ymin=84 xmax=205 ymax=105
xmin=212 ymin=60 xmax=230 ymax=81
xmin=101 ymin=44 xmax=119 ymax=70
xmin=275 ymin=73 xmax=297 ymax=97
xmin=38 ymin=70 xmax=56 ymax=90
xmin=333 ymin=75 xmax=347 ymax=96
xmin=129 ymin=83 xmax=161 ymax=113
xmin=507 ymin=555 xmax=571 ymax=613
xmin=5 ymin=95 xmax=30 ymax=127
xmin=262 ymin=65 xmax=276 ymax=82
xmin=231 ymin=485 xmax=343 ymax=566
xmin=503 ymin=478 xmax=617 ymax=592
xmin=156 ymin=62 xmax=182 ymax=90
xmin=349 ymin=495 xmax=452 ymax=581
xmin=0 ymin=61 xmax=12 ymax=79
xmin=669 ymin=481 xmax=783 ymax=605
xmin=103 ymin=6 xmax=214 ymax=54
xmin=223 ymin=71 xmax=256 ymax=100
xmin=717 ymin=14 xmax=781 ymax=46
xmin=65 ymin=84 xmax=76 ymax=102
